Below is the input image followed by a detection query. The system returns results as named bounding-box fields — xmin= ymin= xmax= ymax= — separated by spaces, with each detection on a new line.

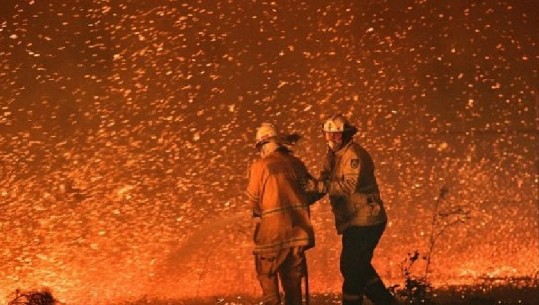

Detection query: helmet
xmin=255 ymin=123 xmax=279 ymax=147
xmin=323 ymin=114 xmax=355 ymax=133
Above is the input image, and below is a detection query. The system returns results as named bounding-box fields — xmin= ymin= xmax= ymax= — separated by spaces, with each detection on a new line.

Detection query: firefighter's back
xmin=253 ymin=149 xmax=314 ymax=254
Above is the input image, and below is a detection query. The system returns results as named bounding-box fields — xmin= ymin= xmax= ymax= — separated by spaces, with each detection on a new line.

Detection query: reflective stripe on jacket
xmin=247 ymin=149 xmax=314 ymax=253
xmin=324 ymin=141 xmax=387 ymax=234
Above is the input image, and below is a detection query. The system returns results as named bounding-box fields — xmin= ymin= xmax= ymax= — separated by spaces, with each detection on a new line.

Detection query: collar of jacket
xmin=333 ymin=140 xmax=354 ymax=157
xmin=260 ymin=141 xmax=281 ymax=158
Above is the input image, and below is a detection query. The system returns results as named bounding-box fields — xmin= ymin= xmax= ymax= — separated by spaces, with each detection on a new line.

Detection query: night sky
xmin=1 ymin=1 xmax=538 ymax=304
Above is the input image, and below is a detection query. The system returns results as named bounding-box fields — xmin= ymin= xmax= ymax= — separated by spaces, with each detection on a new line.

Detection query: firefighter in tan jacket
xmin=318 ymin=114 xmax=398 ymax=305
xmin=246 ymin=123 xmax=317 ymax=305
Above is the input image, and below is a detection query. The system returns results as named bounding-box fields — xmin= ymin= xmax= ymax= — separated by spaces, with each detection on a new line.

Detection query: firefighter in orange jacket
xmin=246 ymin=123 xmax=316 ymax=305
xmin=318 ymin=114 xmax=398 ymax=305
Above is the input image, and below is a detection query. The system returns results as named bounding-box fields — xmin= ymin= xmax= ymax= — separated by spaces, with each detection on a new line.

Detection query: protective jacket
xmin=323 ymin=141 xmax=387 ymax=234
xmin=246 ymin=149 xmax=315 ymax=254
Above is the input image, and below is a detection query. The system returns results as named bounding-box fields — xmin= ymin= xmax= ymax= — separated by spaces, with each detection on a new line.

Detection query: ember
xmin=0 ymin=1 xmax=537 ymax=304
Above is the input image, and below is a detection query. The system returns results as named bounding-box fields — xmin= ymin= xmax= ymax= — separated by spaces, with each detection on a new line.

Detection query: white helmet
xmin=323 ymin=114 xmax=356 ymax=133
xmin=255 ymin=123 xmax=279 ymax=147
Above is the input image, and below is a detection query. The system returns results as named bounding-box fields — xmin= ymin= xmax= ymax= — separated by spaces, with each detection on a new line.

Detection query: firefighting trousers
xmin=340 ymin=223 xmax=396 ymax=305
xmin=255 ymin=247 xmax=305 ymax=305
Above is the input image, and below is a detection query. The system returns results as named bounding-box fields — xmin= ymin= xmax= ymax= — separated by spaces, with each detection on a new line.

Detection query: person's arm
xmin=302 ymin=172 xmax=327 ymax=204
xmin=318 ymin=150 xmax=333 ymax=191
xmin=246 ymin=163 xmax=262 ymax=220
xmin=328 ymin=152 xmax=360 ymax=196
xmin=297 ymin=158 xmax=327 ymax=204
xmin=246 ymin=163 xmax=262 ymax=242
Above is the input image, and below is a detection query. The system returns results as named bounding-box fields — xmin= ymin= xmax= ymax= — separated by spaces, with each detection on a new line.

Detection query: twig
xmin=423 ymin=185 xmax=448 ymax=283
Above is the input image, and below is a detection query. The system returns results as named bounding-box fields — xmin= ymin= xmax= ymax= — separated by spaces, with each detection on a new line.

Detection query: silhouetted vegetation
xmin=8 ymin=289 xmax=57 ymax=305
xmin=390 ymin=186 xmax=471 ymax=304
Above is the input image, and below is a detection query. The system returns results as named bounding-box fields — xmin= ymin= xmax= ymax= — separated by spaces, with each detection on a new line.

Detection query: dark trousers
xmin=255 ymin=247 xmax=305 ymax=305
xmin=340 ymin=223 xmax=396 ymax=305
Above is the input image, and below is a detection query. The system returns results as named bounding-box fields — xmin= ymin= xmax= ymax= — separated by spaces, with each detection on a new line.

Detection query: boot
xmin=364 ymin=278 xmax=397 ymax=305
xmin=342 ymin=293 xmax=363 ymax=305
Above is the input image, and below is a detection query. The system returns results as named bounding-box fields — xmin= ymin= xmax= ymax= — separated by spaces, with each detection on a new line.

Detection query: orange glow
xmin=1 ymin=0 xmax=538 ymax=304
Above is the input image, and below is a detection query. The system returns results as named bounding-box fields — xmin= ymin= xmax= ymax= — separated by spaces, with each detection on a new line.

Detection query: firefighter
xmin=318 ymin=114 xmax=398 ymax=305
xmin=246 ymin=123 xmax=317 ymax=305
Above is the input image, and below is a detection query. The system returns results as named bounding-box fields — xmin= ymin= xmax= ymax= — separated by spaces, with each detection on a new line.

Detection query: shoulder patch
xmin=350 ymin=159 xmax=359 ymax=169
